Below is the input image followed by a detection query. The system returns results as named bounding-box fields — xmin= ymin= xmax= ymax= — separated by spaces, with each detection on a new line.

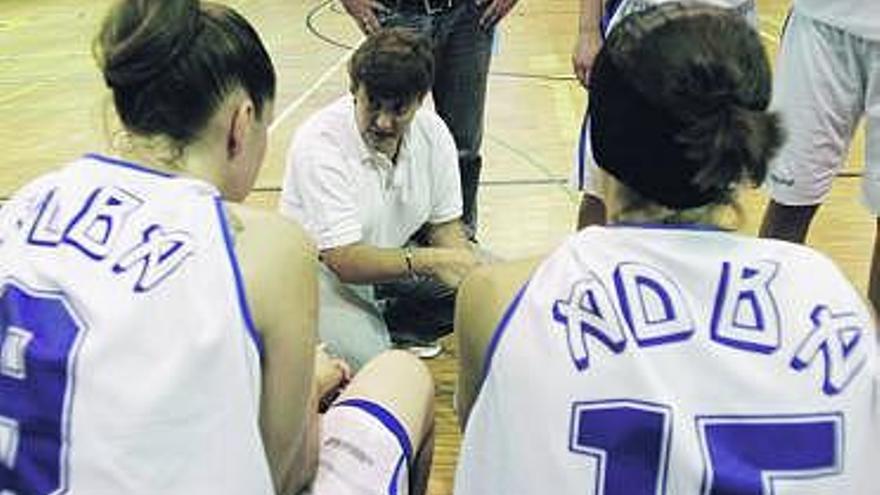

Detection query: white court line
xmin=268 ymin=49 xmax=351 ymax=136
xmin=759 ymin=29 xmax=776 ymax=44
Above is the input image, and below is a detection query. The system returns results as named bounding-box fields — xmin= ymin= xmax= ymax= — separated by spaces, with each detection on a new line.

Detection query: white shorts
xmin=765 ymin=10 xmax=880 ymax=213
xmin=571 ymin=0 xmax=758 ymax=196
xmin=309 ymin=398 xmax=412 ymax=495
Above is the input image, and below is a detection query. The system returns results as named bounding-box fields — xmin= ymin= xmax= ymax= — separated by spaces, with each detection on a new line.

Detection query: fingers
xmin=341 ymin=0 xmax=387 ymax=34
xmin=480 ymin=0 xmax=519 ymax=29
xmin=479 ymin=0 xmax=501 ymax=29
xmin=367 ymin=0 xmax=390 ymax=12
xmin=573 ymin=59 xmax=591 ymax=88
xmin=360 ymin=12 xmax=382 ymax=34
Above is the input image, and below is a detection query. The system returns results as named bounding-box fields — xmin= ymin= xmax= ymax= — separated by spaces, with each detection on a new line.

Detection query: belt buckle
xmin=423 ymin=0 xmax=452 ymax=15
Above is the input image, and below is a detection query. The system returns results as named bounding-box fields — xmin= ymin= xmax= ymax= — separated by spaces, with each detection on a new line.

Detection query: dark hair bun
xmin=94 ymin=0 xmax=274 ymax=144
xmin=591 ymin=3 xmax=785 ymax=207
xmin=97 ymin=0 xmax=201 ymax=89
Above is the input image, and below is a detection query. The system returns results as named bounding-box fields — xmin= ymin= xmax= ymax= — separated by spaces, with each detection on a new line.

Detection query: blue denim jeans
xmin=378 ymin=1 xmax=494 ymax=237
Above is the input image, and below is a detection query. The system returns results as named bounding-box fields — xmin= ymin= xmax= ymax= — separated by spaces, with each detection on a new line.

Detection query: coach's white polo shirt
xmin=796 ymin=0 xmax=880 ymax=41
xmin=280 ymin=95 xmax=462 ymax=251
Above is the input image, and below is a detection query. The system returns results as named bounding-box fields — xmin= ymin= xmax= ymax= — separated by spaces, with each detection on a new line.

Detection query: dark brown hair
xmin=348 ymin=27 xmax=434 ymax=104
xmin=95 ymin=0 xmax=275 ymax=145
xmin=590 ymin=2 xmax=784 ymax=208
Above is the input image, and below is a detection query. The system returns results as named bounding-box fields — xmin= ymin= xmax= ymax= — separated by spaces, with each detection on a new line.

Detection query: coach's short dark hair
xmin=348 ymin=27 xmax=434 ymax=103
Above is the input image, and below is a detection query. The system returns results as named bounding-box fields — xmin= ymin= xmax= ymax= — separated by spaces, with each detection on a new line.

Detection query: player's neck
xmin=114 ymin=133 xmax=224 ymax=188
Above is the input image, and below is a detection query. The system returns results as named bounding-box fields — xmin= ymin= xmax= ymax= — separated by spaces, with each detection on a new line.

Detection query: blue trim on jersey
xmin=577 ymin=114 xmax=589 ymax=190
xmin=600 ymin=0 xmax=625 ymax=37
xmin=213 ymin=198 xmax=265 ymax=359
xmin=481 ymin=281 xmax=531 ymax=380
xmin=84 ymin=153 xmax=175 ymax=178
xmin=607 ymin=222 xmax=729 ymax=232
xmin=335 ymin=398 xmax=414 ymax=463
xmin=335 ymin=398 xmax=413 ymax=495
xmin=388 ymin=455 xmax=407 ymax=495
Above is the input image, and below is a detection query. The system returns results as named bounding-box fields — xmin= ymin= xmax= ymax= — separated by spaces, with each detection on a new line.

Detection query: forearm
xmin=321 ymin=243 xmax=412 ymax=284
xmin=579 ymin=0 xmax=603 ymax=36
xmin=321 ymin=243 xmax=449 ymax=284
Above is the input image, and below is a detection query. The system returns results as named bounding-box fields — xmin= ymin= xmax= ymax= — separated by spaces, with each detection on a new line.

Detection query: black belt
xmin=385 ymin=0 xmax=461 ymax=15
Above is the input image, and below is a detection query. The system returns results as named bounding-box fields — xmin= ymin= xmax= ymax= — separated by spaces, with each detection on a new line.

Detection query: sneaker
xmin=396 ymin=341 xmax=443 ymax=359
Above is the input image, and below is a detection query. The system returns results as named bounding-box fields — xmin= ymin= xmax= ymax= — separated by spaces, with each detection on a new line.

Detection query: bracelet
xmin=403 ymin=246 xmax=416 ymax=278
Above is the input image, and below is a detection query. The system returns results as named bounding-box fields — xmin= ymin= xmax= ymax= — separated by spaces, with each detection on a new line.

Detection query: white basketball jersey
xmin=456 ymin=225 xmax=880 ymax=495
xmin=0 ymin=154 xmax=273 ymax=495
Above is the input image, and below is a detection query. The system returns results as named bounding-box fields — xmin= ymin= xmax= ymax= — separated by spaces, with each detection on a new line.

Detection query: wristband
xmin=403 ymin=246 xmax=416 ymax=278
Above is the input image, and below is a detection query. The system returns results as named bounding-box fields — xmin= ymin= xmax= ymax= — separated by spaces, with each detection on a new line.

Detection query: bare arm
xmin=478 ymin=0 xmax=520 ymax=29
xmin=573 ymin=0 xmax=604 ymax=87
xmin=231 ymin=204 xmax=320 ymax=494
xmin=321 ymin=240 xmax=478 ymax=288
xmin=339 ymin=0 xmax=390 ymax=34
xmin=455 ymin=257 xmax=541 ymax=429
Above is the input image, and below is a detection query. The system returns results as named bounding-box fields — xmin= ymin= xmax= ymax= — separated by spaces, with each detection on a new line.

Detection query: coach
xmin=279 ymin=28 xmax=480 ymax=369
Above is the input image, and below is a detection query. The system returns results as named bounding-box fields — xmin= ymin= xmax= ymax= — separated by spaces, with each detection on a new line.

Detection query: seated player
xmin=0 ymin=1 xmax=433 ymax=494
xmin=455 ymin=4 xmax=880 ymax=494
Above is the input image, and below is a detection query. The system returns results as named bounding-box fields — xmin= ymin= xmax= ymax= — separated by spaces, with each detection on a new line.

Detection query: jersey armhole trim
xmin=481 ymin=280 xmax=531 ymax=381
xmin=213 ymin=198 xmax=265 ymax=359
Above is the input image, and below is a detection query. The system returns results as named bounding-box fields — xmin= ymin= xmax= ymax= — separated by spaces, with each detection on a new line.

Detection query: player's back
xmin=0 ymin=154 xmax=273 ymax=494
xmin=456 ymin=224 xmax=879 ymax=494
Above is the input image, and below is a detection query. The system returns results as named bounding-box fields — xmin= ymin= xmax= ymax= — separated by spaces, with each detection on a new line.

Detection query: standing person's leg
xmin=760 ymin=11 xmax=864 ymax=242
xmin=432 ymin=3 xmax=494 ymax=238
xmin=861 ymin=37 xmax=880 ymax=315
xmin=759 ymin=202 xmax=819 ymax=242
xmin=869 ymin=219 xmax=880 ymax=316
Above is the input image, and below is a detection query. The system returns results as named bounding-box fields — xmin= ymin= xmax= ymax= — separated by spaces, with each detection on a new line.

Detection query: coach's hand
xmin=428 ymin=247 xmax=480 ymax=289
xmin=478 ymin=0 xmax=519 ymax=29
xmin=340 ymin=0 xmax=389 ymax=34
xmin=573 ymin=30 xmax=602 ymax=88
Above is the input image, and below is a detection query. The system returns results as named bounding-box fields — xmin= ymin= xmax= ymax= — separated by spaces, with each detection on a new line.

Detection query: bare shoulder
xmin=455 ymin=257 xmax=543 ymax=425
xmin=223 ymin=203 xmax=318 ymax=332
xmin=460 ymin=257 xmax=542 ymax=313
xmin=225 ymin=203 xmax=316 ymax=266
xmin=457 ymin=257 xmax=543 ymax=350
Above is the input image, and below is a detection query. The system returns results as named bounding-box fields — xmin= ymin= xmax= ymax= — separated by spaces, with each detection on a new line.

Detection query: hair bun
xmin=98 ymin=0 xmax=201 ymax=89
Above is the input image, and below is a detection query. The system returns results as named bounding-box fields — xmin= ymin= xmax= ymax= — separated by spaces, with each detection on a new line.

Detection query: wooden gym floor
xmin=0 ymin=0 xmax=873 ymax=493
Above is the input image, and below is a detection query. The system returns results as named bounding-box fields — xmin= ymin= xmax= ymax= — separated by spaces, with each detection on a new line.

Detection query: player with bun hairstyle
xmin=454 ymin=4 xmax=879 ymax=493
xmin=0 ymin=1 xmax=433 ymax=494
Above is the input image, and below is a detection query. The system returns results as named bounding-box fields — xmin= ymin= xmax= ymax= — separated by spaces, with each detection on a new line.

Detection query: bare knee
xmin=340 ymin=350 xmax=435 ymax=447
xmin=371 ymin=350 xmax=435 ymax=405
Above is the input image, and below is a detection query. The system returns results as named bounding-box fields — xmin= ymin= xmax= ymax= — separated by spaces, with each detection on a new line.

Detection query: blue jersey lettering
xmin=553 ymin=272 xmax=626 ymax=371
xmin=64 ymin=187 xmax=142 ymax=260
xmin=710 ymin=261 xmax=780 ymax=354
xmin=791 ymin=305 xmax=869 ymax=395
xmin=113 ymin=225 xmax=195 ymax=293
xmin=614 ymin=262 xmax=695 ymax=346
